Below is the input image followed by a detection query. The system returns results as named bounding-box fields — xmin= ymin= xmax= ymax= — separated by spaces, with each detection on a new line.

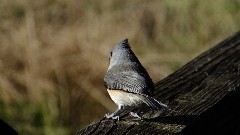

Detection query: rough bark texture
xmin=76 ymin=31 xmax=240 ymax=135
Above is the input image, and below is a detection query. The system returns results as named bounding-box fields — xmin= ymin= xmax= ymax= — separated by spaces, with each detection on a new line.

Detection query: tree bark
xmin=76 ymin=31 xmax=240 ymax=135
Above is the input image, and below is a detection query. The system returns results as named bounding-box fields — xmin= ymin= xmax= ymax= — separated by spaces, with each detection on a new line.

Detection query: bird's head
xmin=108 ymin=39 xmax=139 ymax=70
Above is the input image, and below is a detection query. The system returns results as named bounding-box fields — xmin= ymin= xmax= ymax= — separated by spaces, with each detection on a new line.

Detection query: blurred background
xmin=0 ymin=0 xmax=239 ymax=134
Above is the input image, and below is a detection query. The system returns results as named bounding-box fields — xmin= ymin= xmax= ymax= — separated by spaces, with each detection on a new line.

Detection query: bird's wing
xmin=104 ymin=70 xmax=153 ymax=95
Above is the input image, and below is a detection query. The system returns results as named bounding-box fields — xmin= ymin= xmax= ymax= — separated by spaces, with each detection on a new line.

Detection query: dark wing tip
xmin=104 ymin=81 xmax=108 ymax=88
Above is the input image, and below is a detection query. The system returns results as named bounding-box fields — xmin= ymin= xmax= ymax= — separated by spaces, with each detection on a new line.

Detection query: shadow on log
xmin=0 ymin=119 xmax=18 ymax=135
xmin=76 ymin=31 xmax=240 ymax=135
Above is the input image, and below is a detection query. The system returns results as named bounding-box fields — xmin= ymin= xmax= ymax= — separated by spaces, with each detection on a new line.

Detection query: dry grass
xmin=0 ymin=0 xmax=239 ymax=134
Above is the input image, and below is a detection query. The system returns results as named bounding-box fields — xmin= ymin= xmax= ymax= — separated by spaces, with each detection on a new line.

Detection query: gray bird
xmin=104 ymin=39 xmax=168 ymax=120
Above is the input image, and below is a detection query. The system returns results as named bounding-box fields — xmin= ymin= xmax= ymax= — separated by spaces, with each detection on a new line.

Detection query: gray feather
xmin=104 ymin=39 xmax=154 ymax=96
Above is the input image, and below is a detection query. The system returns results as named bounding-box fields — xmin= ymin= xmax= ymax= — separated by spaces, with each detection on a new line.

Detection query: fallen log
xmin=76 ymin=31 xmax=240 ymax=135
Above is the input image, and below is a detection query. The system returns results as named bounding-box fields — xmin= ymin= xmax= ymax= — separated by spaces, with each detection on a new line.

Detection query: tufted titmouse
xmin=104 ymin=39 xmax=168 ymax=120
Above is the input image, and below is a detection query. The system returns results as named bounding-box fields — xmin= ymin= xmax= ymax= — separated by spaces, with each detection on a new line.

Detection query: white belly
xmin=107 ymin=89 xmax=144 ymax=107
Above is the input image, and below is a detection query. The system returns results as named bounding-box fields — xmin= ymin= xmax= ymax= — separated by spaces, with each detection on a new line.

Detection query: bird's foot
xmin=105 ymin=113 xmax=120 ymax=121
xmin=130 ymin=112 xmax=142 ymax=119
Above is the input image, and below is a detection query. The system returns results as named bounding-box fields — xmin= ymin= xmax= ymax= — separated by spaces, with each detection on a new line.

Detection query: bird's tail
xmin=141 ymin=94 xmax=168 ymax=110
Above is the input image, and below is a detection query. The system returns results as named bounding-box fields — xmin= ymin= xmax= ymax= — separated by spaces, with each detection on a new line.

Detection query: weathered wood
xmin=76 ymin=31 xmax=240 ymax=135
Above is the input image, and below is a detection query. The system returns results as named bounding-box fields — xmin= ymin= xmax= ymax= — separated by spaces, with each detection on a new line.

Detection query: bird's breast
xmin=107 ymin=89 xmax=144 ymax=107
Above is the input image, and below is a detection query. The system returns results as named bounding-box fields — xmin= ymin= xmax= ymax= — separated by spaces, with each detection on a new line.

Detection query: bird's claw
xmin=105 ymin=113 xmax=120 ymax=121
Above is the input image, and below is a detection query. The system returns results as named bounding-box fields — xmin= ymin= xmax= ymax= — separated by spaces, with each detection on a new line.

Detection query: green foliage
xmin=0 ymin=100 xmax=69 ymax=135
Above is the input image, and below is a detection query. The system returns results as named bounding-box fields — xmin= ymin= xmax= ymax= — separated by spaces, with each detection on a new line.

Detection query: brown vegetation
xmin=0 ymin=0 xmax=239 ymax=134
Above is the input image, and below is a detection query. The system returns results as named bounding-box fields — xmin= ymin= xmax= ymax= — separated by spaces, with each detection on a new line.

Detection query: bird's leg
xmin=130 ymin=112 xmax=142 ymax=119
xmin=105 ymin=105 xmax=123 ymax=120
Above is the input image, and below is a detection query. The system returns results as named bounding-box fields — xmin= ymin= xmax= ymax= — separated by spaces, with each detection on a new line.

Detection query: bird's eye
xmin=110 ymin=52 xmax=112 ymax=56
xmin=109 ymin=51 xmax=112 ymax=61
